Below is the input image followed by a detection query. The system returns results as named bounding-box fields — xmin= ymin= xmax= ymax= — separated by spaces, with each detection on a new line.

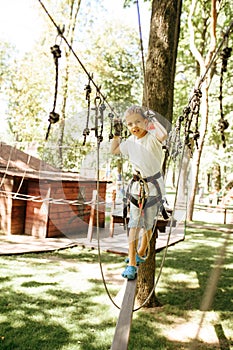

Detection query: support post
xmin=224 ymin=208 xmax=226 ymax=224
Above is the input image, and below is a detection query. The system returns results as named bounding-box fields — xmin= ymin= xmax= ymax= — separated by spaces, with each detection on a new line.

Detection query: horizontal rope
xmin=0 ymin=189 xmax=108 ymax=206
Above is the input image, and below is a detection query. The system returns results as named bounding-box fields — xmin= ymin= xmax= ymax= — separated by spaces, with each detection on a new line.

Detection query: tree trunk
xmin=137 ymin=230 xmax=161 ymax=307
xmin=212 ymin=163 xmax=221 ymax=192
xmin=143 ymin=0 xmax=182 ymax=124
xmin=137 ymin=0 xmax=182 ymax=307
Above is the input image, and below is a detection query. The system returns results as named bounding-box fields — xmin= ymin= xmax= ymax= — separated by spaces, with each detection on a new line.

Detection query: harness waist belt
xmin=127 ymin=171 xmax=169 ymax=220
xmin=132 ymin=171 xmax=162 ymax=183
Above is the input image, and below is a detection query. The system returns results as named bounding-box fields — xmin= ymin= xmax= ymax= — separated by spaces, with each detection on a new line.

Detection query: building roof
xmin=0 ymin=142 xmax=110 ymax=183
xmin=0 ymin=142 xmax=87 ymax=182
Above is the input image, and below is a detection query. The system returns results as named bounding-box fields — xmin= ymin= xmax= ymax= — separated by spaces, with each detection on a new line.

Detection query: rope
xmin=119 ymin=1 xmax=172 ymax=310
xmin=94 ymin=103 xmax=121 ymax=310
xmin=123 ymin=169 xmax=175 ymax=311
xmin=131 ymin=175 xmax=151 ymax=261
xmin=146 ymin=28 xmax=233 ymax=302
xmin=0 ymin=188 xmax=105 ymax=206
xmin=45 ymin=43 xmax=61 ymax=140
xmin=0 ymin=191 xmax=43 ymax=202
xmin=8 ymin=0 xmax=232 ymax=314
xmin=37 ymin=0 xmax=119 ymax=118
xmin=166 ymin=20 xmax=233 ymax=158
xmin=12 ymin=153 xmax=32 ymax=199
xmin=0 ymin=143 xmax=16 ymax=188
xmin=135 ymin=1 xmax=173 ymax=306
xmin=218 ymin=45 xmax=231 ymax=148
xmin=184 ymin=88 xmax=202 ymax=153
xmin=133 ymin=215 xmax=159 ymax=311
xmin=136 ymin=0 xmax=149 ymax=110
xmin=197 ymin=19 xmax=233 ymax=90
xmin=0 ymin=143 xmax=32 ymax=203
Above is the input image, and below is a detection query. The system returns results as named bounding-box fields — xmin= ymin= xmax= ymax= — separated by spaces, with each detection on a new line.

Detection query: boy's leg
xmin=137 ymin=201 xmax=159 ymax=257
xmin=128 ymin=227 xmax=140 ymax=266
xmin=122 ymin=227 xmax=140 ymax=279
xmin=137 ymin=228 xmax=152 ymax=257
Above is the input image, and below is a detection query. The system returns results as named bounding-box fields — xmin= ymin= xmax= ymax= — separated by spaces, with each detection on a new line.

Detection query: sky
xmin=0 ymin=0 xmax=43 ymax=52
xmin=0 ymin=0 xmax=150 ymax=137
xmin=0 ymin=0 xmax=150 ymax=53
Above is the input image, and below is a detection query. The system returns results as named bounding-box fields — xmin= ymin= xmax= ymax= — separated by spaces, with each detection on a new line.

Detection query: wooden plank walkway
xmin=111 ymin=276 xmax=137 ymax=350
xmin=108 ymin=223 xmax=184 ymax=350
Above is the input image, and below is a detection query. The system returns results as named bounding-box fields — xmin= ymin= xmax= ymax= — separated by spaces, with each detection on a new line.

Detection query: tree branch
xmin=188 ymin=0 xmax=205 ymax=72
xmin=205 ymin=0 xmax=217 ymax=67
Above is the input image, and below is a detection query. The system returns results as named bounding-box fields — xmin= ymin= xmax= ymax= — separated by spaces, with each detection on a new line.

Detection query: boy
xmin=111 ymin=105 xmax=167 ymax=280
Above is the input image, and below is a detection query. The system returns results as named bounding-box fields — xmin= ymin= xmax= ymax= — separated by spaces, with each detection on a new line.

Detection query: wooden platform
xmin=0 ymin=235 xmax=76 ymax=255
xmin=0 ymin=222 xmax=185 ymax=256
xmin=70 ymin=222 xmax=185 ymax=256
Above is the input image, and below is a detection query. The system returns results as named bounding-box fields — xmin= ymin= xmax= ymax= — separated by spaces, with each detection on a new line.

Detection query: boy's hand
xmin=113 ymin=119 xmax=123 ymax=136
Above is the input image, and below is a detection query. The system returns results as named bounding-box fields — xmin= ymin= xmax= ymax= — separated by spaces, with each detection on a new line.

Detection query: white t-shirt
xmin=120 ymin=131 xmax=165 ymax=196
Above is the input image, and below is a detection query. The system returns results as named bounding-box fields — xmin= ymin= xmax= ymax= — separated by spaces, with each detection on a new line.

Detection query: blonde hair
xmin=124 ymin=105 xmax=146 ymax=119
xmin=124 ymin=105 xmax=155 ymax=120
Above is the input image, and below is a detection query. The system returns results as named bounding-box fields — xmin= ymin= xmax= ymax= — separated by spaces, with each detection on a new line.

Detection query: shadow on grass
xmin=0 ymin=227 xmax=232 ymax=350
xmin=0 ymin=287 xmax=70 ymax=349
xmin=0 ymin=282 xmax=115 ymax=350
xmin=0 ymin=276 xmax=11 ymax=283
xmin=154 ymin=227 xmax=233 ymax=312
xmin=26 ymin=247 xmax=124 ymax=264
xmin=129 ymin=312 xmax=229 ymax=350
xmin=0 ymin=319 xmax=70 ymax=350
xmin=21 ymin=281 xmax=58 ymax=288
xmin=189 ymin=220 xmax=233 ymax=231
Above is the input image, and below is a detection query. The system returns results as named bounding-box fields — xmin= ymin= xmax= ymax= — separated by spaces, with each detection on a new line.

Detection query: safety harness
xmin=124 ymin=171 xmax=169 ymax=220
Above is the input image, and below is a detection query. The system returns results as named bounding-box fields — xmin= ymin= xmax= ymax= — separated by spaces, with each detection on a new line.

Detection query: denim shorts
xmin=128 ymin=195 xmax=160 ymax=230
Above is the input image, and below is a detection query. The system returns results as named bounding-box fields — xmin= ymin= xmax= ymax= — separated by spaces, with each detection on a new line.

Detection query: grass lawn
xmin=0 ymin=225 xmax=232 ymax=350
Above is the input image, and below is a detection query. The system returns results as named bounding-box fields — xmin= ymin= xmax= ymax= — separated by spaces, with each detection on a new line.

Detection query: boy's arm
xmin=111 ymin=136 xmax=121 ymax=155
xmin=153 ymin=120 xmax=168 ymax=143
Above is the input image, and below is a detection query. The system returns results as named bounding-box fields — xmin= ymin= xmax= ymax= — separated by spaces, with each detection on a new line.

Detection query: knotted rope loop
xmin=218 ymin=45 xmax=232 ymax=148
xmin=108 ymin=112 xmax=115 ymax=140
xmin=45 ymin=43 xmax=62 ymax=140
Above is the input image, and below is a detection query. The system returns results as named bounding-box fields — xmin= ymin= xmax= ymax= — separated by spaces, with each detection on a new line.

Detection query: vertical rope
xmin=136 ymin=0 xmax=149 ymax=110
xmin=95 ymin=104 xmax=121 ymax=310
xmin=218 ymin=45 xmax=231 ymax=148
xmin=45 ymin=44 xmax=61 ymax=140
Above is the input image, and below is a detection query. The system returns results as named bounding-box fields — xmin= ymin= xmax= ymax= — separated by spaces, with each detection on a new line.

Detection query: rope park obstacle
xmin=1 ymin=1 xmax=232 ymax=348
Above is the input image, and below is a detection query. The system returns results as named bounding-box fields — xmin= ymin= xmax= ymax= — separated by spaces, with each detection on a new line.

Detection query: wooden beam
xmin=111 ymin=276 xmax=137 ymax=350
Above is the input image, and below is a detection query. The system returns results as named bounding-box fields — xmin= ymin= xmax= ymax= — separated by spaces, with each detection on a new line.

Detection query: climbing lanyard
xmin=82 ymin=74 xmax=93 ymax=146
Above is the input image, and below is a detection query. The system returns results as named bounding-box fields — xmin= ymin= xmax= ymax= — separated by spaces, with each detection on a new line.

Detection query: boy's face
xmin=125 ymin=113 xmax=148 ymax=139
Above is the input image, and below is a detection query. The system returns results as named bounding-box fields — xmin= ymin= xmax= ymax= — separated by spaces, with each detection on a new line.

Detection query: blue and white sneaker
xmin=121 ymin=266 xmax=137 ymax=280
xmin=124 ymin=254 xmax=146 ymax=266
